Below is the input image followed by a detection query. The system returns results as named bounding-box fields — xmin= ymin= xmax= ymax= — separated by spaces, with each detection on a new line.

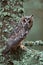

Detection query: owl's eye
xmin=26 ymin=17 xmax=29 ymax=20
xmin=28 ymin=18 xmax=30 ymax=20
xmin=23 ymin=19 xmax=26 ymax=22
xmin=28 ymin=20 xmax=31 ymax=23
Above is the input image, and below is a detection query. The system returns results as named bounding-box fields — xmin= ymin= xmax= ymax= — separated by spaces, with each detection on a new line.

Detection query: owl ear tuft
xmin=21 ymin=16 xmax=25 ymax=20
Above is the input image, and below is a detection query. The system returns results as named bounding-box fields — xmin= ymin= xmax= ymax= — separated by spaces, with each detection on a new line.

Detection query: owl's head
xmin=21 ymin=15 xmax=33 ymax=30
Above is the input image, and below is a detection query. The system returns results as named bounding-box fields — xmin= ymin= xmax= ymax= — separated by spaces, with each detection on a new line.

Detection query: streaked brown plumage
xmin=2 ymin=15 xmax=33 ymax=56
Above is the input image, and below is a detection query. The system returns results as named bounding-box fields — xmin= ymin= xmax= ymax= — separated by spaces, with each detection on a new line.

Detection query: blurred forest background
xmin=0 ymin=0 xmax=43 ymax=65
xmin=24 ymin=0 xmax=43 ymax=41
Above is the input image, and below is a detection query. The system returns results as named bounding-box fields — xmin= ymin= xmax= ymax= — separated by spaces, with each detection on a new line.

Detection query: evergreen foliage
xmin=0 ymin=0 xmax=24 ymax=42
